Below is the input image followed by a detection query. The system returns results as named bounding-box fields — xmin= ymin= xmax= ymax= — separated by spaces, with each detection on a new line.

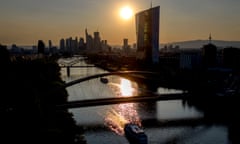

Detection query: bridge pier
xmin=67 ymin=66 xmax=70 ymax=77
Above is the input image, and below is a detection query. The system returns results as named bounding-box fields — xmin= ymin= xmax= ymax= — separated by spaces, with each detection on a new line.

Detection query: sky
xmin=0 ymin=0 xmax=240 ymax=46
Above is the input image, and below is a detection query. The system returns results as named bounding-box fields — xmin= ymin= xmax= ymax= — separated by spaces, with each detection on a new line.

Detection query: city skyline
xmin=0 ymin=0 xmax=240 ymax=46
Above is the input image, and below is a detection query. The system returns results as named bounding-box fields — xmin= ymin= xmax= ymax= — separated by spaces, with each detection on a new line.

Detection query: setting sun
xmin=120 ymin=6 xmax=133 ymax=20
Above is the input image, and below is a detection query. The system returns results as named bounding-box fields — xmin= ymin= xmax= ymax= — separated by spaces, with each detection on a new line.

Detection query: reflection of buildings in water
xmin=138 ymin=102 xmax=157 ymax=120
xmin=182 ymin=96 xmax=240 ymax=144
xmin=136 ymin=81 xmax=157 ymax=119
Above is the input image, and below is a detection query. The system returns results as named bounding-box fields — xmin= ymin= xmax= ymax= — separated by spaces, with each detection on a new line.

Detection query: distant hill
xmin=161 ymin=40 xmax=240 ymax=49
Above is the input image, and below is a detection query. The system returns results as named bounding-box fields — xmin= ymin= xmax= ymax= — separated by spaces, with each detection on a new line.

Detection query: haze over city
xmin=1 ymin=0 xmax=240 ymax=46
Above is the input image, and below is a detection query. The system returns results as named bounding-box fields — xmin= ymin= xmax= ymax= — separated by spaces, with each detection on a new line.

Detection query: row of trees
xmin=0 ymin=45 xmax=86 ymax=144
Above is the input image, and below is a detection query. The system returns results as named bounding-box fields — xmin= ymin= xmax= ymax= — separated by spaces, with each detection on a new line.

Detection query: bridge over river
xmin=58 ymin=70 xmax=234 ymax=109
xmin=58 ymin=56 xmax=239 ymax=144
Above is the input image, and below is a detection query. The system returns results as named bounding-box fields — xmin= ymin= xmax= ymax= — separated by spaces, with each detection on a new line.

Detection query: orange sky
xmin=0 ymin=0 xmax=239 ymax=46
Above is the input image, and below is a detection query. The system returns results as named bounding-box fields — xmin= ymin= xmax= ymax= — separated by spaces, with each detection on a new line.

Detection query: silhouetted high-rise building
xmin=94 ymin=31 xmax=101 ymax=51
xmin=123 ymin=38 xmax=129 ymax=53
xmin=85 ymin=29 xmax=94 ymax=51
xmin=79 ymin=37 xmax=85 ymax=50
xmin=135 ymin=6 xmax=160 ymax=63
xmin=85 ymin=29 xmax=103 ymax=53
xmin=202 ymin=43 xmax=217 ymax=68
xmin=72 ymin=37 xmax=79 ymax=52
xmin=60 ymin=38 xmax=65 ymax=52
xmin=48 ymin=40 xmax=52 ymax=49
xmin=202 ymin=35 xmax=217 ymax=68
xmin=37 ymin=40 xmax=45 ymax=54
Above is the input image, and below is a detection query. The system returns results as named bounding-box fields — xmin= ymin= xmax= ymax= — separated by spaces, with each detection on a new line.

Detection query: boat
xmin=124 ymin=123 xmax=148 ymax=144
xmin=100 ymin=77 xmax=109 ymax=84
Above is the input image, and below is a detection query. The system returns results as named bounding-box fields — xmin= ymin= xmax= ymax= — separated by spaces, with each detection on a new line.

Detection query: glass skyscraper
xmin=135 ymin=6 xmax=160 ymax=63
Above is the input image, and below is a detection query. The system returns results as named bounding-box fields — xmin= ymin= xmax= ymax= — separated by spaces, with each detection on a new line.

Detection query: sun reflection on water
xmin=120 ymin=78 xmax=135 ymax=97
xmin=104 ymin=78 xmax=142 ymax=135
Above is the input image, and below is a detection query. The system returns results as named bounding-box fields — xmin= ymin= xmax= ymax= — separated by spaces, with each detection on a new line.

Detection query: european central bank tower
xmin=135 ymin=6 xmax=160 ymax=64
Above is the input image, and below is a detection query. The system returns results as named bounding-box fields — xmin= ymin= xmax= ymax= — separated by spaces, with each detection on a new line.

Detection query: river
xmin=59 ymin=57 xmax=231 ymax=144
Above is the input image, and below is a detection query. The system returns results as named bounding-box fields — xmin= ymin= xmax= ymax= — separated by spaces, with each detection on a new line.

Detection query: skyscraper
xmin=85 ymin=29 xmax=94 ymax=52
xmin=135 ymin=6 xmax=160 ymax=63
xmin=37 ymin=40 xmax=45 ymax=54
xmin=60 ymin=38 xmax=65 ymax=52
xmin=123 ymin=38 xmax=129 ymax=53
xmin=48 ymin=40 xmax=52 ymax=49
xmin=85 ymin=29 xmax=102 ymax=53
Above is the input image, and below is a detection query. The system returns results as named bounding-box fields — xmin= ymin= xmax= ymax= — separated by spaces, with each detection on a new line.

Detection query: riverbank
xmin=85 ymin=53 xmax=240 ymax=96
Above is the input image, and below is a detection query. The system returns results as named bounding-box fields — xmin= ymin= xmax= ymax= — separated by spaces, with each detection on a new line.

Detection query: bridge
xmin=57 ymin=59 xmax=235 ymax=109
xmin=55 ymin=70 xmax=190 ymax=109
xmin=58 ymin=57 xmax=95 ymax=77
xmin=57 ymin=93 xmax=188 ymax=109
xmin=58 ymin=57 xmax=87 ymax=66
xmin=64 ymin=71 xmax=159 ymax=88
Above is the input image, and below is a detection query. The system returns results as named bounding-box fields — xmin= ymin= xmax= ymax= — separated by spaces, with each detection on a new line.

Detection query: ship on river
xmin=124 ymin=123 xmax=148 ymax=144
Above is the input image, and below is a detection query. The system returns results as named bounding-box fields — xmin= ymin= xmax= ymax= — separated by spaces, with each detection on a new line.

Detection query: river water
xmin=59 ymin=57 xmax=231 ymax=144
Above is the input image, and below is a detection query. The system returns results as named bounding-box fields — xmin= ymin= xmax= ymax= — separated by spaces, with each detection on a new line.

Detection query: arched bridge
xmin=56 ymin=71 xmax=190 ymax=109
xmin=64 ymin=71 xmax=160 ymax=88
